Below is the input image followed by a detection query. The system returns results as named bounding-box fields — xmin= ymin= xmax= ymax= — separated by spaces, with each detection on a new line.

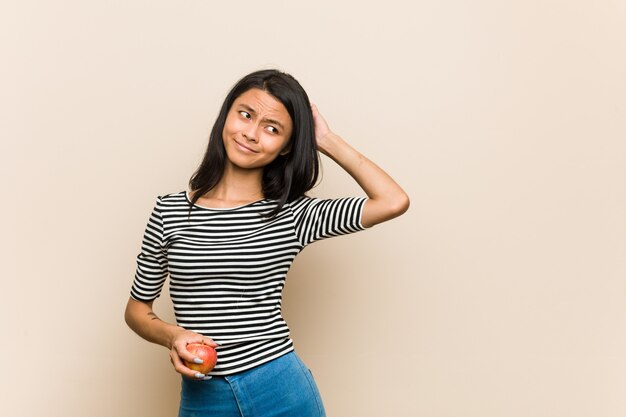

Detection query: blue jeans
xmin=178 ymin=351 xmax=326 ymax=417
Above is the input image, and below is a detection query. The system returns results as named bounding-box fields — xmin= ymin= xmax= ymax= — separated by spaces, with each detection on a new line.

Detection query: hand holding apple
xmin=184 ymin=343 xmax=218 ymax=375
xmin=169 ymin=328 xmax=219 ymax=379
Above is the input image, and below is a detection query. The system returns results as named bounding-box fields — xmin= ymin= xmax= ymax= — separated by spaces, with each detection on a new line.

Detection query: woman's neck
xmin=195 ymin=164 xmax=264 ymax=207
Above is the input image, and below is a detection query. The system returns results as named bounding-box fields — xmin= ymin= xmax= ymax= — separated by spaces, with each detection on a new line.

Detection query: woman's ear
xmin=279 ymin=142 xmax=292 ymax=156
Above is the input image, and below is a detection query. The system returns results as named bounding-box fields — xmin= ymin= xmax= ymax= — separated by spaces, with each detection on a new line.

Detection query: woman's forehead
xmin=233 ymin=89 xmax=291 ymax=122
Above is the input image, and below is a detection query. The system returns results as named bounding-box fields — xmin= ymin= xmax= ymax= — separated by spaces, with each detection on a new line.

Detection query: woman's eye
xmin=267 ymin=126 xmax=278 ymax=134
xmin=239 ymin=111 xmax=251 ymax=119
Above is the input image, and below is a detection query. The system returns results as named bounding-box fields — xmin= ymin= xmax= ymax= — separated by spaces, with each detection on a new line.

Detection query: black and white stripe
xmin=131 ymin=190 xmax=366 ymax=375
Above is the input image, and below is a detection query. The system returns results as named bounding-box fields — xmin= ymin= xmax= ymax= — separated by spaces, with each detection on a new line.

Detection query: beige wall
xmin=2 ymin=1 xmax=625 ymax=416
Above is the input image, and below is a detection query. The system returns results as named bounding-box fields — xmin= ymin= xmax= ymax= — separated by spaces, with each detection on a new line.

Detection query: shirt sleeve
xmin=130 ymin=196 xmax=169 ymax=302
xmin=290 ymin=196 xmax=368 ymax=247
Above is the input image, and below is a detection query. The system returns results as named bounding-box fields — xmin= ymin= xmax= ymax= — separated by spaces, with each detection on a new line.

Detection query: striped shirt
xmin=130 ymin=190 xmax=367 ymax=375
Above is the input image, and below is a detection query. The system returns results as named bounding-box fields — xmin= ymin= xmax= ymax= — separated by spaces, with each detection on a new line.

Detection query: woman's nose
xmin=242 ymin=124 xmax=259 ymax=142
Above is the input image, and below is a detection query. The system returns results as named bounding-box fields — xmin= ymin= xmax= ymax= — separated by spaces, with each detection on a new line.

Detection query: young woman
xmin=124 ymin=69 xmax=409 ymax=417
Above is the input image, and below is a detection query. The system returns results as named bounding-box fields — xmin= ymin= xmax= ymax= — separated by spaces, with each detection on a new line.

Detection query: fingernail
xmin=194 ymin=373 xmax=205 ymax=378
xmin=193 ymin=358 xmax=203 ymax=364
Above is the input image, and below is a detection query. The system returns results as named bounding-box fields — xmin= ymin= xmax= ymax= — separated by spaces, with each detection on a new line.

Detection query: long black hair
xmin=187 ymin=69 xmax=320 ymax=219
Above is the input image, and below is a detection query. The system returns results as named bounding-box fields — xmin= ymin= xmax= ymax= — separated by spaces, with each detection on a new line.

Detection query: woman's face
xmin=222 ymin=88 xmax=293 ymax=171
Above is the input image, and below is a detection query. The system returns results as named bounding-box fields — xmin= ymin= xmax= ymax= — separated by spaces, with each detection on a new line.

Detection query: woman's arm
xmin=124 ymin=297 xmax=218 ymax=379
xmin=311 ymin=104 xmax=410 ymax=228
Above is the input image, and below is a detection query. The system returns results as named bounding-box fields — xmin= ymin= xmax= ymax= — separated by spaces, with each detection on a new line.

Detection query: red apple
xmin=184 ymin=343 xmax=218 ymax=374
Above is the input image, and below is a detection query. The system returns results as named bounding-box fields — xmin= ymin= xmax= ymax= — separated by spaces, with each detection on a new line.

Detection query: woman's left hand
xmin=311 ymin=104 xmax=333 ymax=155
xmin=309 ymin=104 xmax=410 ymax=228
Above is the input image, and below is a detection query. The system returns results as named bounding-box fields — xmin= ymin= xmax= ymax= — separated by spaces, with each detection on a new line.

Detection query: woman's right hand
xmin=124 ymin=298 xmax=219 ymax=380
xmin=169 ymin=328 xmax=219 ymax=380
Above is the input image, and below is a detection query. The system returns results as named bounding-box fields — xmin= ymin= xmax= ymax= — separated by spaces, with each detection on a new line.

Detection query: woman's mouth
xmin=233 ymin=139 xmax=259 ymax=153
